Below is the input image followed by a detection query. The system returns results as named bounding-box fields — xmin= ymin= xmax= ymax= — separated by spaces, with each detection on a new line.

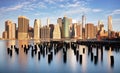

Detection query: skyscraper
xmin=47 ymin=18 xmax=50 ymax=26
xmin=18 ymin=16 xmax=29 ymax=40
xmin=4 ymin=20 xmax=16 ymax=39
xmin=57 ymin=18 xmax=62 ymax=38
xmin=82 ymin=15 xmax=86 ymax=28
xmin=53 ymin=24 xmax=61 ymax=39
xmin=85 ymin=23 xmax=95 ymax=39
xmin=108 ymin=16 xmax=112 ymax=38
xmin=82 ymin=15 xmax=86 ymax=39
xmin=62 ymin=16 xmax=70 ymax=38
xmin=34 ymin=19 xmax=40 ymax=39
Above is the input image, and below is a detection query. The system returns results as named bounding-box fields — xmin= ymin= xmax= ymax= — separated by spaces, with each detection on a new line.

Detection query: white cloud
xmin=92 ymin=9 xmax=102 ymax=12
xmin=109 ymin=9 xmax=120 ymax=15
xmin=59 ymin=1 xmax=87 ymax=8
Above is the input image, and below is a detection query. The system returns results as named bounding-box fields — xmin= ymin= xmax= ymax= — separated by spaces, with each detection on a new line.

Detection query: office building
xmin=18 ymin=16 xmax=29 ymax=40
xmin=40 ymin=26 xmax=50 ymax=40
xmin=85 ymin=23 xmax=95 ymax=39
xmin=62 ymin=16 xmax=70 ymax=38
xmin=3 ymin=20 xmax=16 ymax=39
xmin=108 ymin=16 xmax=112 ymax=38
xmin=53 ymin=24 xmax=61 ymax=39
xmin=34 ymin=19 xmax=40 ymax=39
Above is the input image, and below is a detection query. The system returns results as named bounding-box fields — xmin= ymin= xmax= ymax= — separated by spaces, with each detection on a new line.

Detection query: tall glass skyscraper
xmin=62 ymin=16 xmax=70 ymax=38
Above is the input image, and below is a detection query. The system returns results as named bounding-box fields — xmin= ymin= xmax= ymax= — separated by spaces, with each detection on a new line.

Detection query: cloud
xmin=0 ymin=2 xmax=30 ymax=13
xmin=59 ymin=1 xmax=87 ymax=8
xmin=92 ymin=9 xmax=102 ymax=12
xmin=109 ymin=9 xmax=120 ymax=15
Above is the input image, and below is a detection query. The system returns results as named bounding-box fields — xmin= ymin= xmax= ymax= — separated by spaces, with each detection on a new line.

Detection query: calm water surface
xmin=0 ymin=40 xmax=120 ymax=73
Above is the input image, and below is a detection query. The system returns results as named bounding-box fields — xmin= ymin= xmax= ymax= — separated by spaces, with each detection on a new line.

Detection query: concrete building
xmin=3 ymin=20 xmax=16 ymax=39
xmin=47 ymin=18 xmax=50 ymax=27
xmin=34 ymin=19 xmax=40 ymax=39
xmin=82 ymin=15 xmax=86 ymax=39
xmin=2 ymin=31 xmax=7 ymax=39
xmin=40 ymin=26 xmax=50 ymax=40
xmin=29 ymin=27 xmax=34 ymax=39
xmin=49 ymin=24 xmax=54 ymax=38
xmin=18 ymin=16 xmax=29 ymax=40
xmin=85 ymin=23 xmax=95 ymax=39
xmin=53 ymin=24 xmax=61 ymax=39
xmin=108 ymin=16 xmax=112 ymax=38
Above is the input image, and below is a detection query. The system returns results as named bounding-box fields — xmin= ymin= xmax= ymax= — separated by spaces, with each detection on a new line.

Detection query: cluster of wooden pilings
xmin=7 ymin=40 xmax=117 ymax=67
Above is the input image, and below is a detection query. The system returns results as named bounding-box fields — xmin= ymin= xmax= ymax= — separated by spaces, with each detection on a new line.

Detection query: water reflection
xmin=4 ymin=40 xmax=120 ymax=72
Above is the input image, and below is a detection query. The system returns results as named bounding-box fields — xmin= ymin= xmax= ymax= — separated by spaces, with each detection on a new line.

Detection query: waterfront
xmin=0 ymin=40 xmax=120 ymax=73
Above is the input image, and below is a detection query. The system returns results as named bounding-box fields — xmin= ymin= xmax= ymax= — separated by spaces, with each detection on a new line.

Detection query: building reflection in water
xmin=5 ymin=40 xmax=117 ymax=72
xmin=18 ymin=40 xmax=28 ymax=69
xmin=79 ymin=45 xmax=87 ymax=73
xmin=6 ymin=40 xmax=16 ymax=65
xmin=107 ymin=47 xmax=114 ymax=73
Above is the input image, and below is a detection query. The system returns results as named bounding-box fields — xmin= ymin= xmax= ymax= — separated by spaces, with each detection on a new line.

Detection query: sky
xmin=0 ymin=0 xmax=120 ymax=37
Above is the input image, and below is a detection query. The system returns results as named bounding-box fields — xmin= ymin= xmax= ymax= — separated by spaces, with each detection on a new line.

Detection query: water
xmin=0 ymin=40 xmax=120 ymax=73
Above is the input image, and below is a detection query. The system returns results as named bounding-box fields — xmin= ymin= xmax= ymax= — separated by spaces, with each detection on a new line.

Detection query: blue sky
xmin=0 ymin=0 xmax=120 ymax=37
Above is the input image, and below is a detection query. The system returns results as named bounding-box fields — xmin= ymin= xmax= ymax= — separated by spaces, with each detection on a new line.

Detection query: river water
xmin=0 ymin=40 xmax=120 ymax=73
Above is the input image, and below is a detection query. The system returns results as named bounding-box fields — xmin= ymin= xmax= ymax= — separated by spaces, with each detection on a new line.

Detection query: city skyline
xmin=0 ymin=0 xmax=120 ymax=37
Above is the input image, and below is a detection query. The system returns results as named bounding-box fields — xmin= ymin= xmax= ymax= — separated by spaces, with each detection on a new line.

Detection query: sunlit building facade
xmin=108 ymin=16 xmax=112 ymax=38
xmin=18 ymin=16 xmax=29 ymax=40
xmin=34 ymin=19 xmax=40 ymax=39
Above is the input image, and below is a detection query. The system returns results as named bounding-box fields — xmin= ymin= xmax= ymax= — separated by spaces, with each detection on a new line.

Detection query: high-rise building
xmin=57 ymin=18 xmax=62 ymax=38
xmin=34 ymin=19 xmax=40 ymax=39
xmin=53 ymin=24 xmax=61 ymax=39
xmin=85 ymin=23 xmax=95 ymax=39
xmin=78 ymin=21 xmax=82 ymax=39
xmin=82 ymin=15 xmax=86 ymax=39
xmin=4 ymin=20 xmax=16 ymax=39
xmin=12 ymin=23 xmax=16 ymax=39
xmin=40 ymin=26 xmax=50 ymax=40
xmin=62 ymin=16 xmax=70 ymax=38
xmin=29 ymin=27 xmax=34 ymax=39
xmin=108 ymin=16 xmax=112 ymax=38
xmin=82 ymin=15 xmax=86 ymax=28
xmin=98 ymin=20 xmax=103 ymax=31
xmin=18 ymin=16 xmax=29 ymax=40
xmin=47 ymin=18 xmax=50 ymax=26
xmin=2 ymin=31 xmax=7 ymax=39
xmin=49 ymin=24 xmax=54 ymax=38
xmin=57 ymin=18 xmax=62 ymax=28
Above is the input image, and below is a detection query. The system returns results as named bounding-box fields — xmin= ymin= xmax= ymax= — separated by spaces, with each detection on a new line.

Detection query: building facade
xmin=34 ymin=19 xmax=40 ymax=39
xmin=108 ymin=16 xmax=112 ymax=38
xmin=18 ymin=16 xmax=29 ymax=40
xmin=62 ymin=16 xmax=70 ymax=38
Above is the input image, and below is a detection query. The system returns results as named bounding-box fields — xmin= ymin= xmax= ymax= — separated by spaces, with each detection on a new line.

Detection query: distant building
xmin=2 ymin=31 xmax=7 ymax=39
xmin=40 ymin=26 xmax=50 ymax=40
xmin=57 ymin=18 xmax=62 ymax=37
xmin=108 ymin=16 xmax=112 ymax=38
xmin=53 ymin=24 xmax=61 ymax=39
xmin=57 ymin=18 xmax=62 ymax=29
xmin=47 ymin=18 xmax=50 ymax=27
xmin=49 ymin=24 xmax=54 ymax=38
xmin=82 ymin=15 xmax=86 ymax=28
xmin=82 ymin=15 xmax=86 ymax=39
xmin=29 ymin=27 xmax=34 ymax=39
xmin=3 ymin=20 xmax=16 ymax=39
xmin=62 ymin=16 xmax=70 ymax=38
xmin=18 ymin=16 xmax=29 ymax=40
xmin=85 ymin=23 xmax=96 ymax=39
xmin=34 ymin=19 xmax=40 ymax=39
